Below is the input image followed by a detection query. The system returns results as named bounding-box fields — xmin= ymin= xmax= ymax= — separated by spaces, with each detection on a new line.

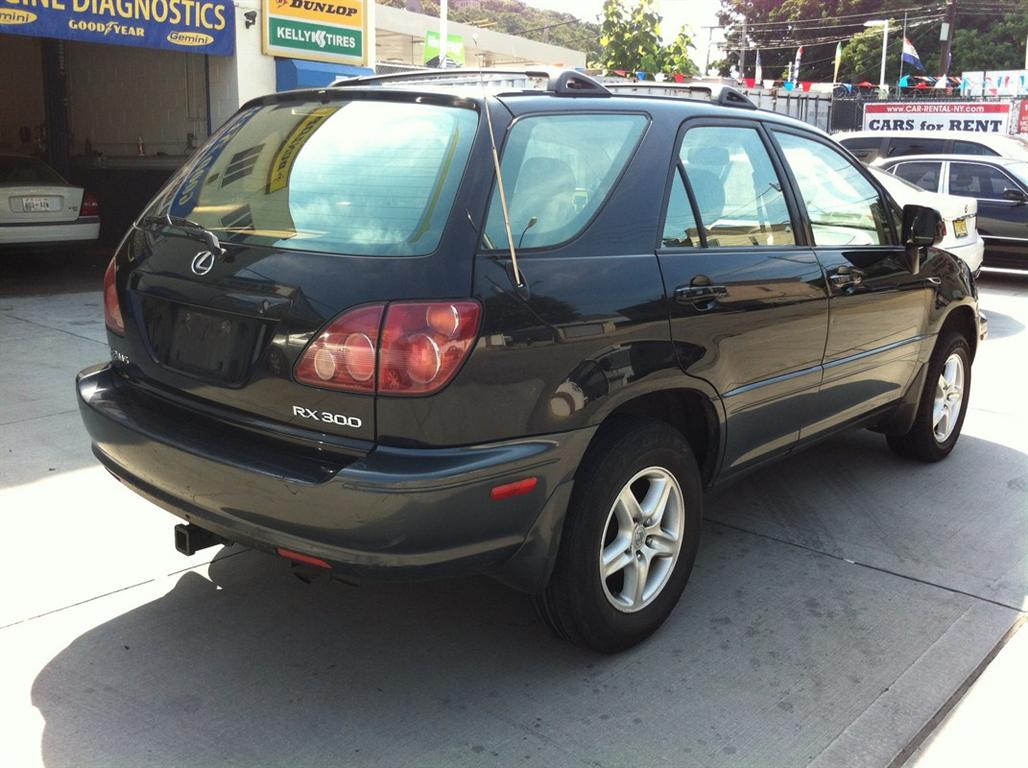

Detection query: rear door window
xmin=886 ymin=137 xmax=947 ymax=157
xmin=153 ymin=99 xmax=479 ymax=256
xmin=890 ymin=161 xmax=942 ymax=192
xmin=661 ymin=170 xmax=700 ymax=248
xmin=680 ymin=125 xmax=795 ymax=247
xmin=482 ymin=114 xmax=647 ymax=250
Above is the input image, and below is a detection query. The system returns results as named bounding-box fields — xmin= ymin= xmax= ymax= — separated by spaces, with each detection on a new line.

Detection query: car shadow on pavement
xmin=28 ymin=432 xmax=1027 ymax=768
xmin=976 ymin=307 xmax=1024 ymax=340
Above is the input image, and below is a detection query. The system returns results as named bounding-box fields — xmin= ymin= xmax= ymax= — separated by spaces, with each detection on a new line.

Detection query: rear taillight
xmin=295 ymin=304 xmax=384 ymax=392
xmin=103 ymin=256 xmax=125 ymax=335
xmin=295 ymin=301 xmax=481 ymax=395
xmin=379 ymin=301 xmax=481 ymax=395
xmin=81 ymin=192 xmax=99 ymax=217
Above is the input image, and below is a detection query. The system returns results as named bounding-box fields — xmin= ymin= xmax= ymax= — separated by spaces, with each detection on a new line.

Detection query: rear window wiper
xmin=141 ymin=213 xmax=226 ymax=257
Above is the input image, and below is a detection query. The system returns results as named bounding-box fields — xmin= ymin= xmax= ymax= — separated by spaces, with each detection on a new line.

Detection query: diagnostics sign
xmin=263 ymin=0 xmax=367 ymax=65
xmin=0 ymin=0 xmax=235 ymax=56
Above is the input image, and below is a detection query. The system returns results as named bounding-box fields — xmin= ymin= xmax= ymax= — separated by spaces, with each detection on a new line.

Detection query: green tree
xmin=663 ymin=28 xmax=701 ymax=77
xmin=717 ymin=0 xmax=1028 ymax=84
xmin=597 ymin=0 xmax=700 ymax=77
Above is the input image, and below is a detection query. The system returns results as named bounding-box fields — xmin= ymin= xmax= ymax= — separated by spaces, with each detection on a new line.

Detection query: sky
xmin=523 ymin=0 xmax=726 ymax=51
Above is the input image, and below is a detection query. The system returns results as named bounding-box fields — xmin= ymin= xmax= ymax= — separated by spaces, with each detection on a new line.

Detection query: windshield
xmin=1005 ymin=161 xmax=1028 ymax=187
xmin=0 ymin=156 xmax=66 ymax=185
xmin=148 ymin=99 xmax=479 ymax=256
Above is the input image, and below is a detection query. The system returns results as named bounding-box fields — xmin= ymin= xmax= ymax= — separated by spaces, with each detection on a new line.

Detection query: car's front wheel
xmin=887 ymin=331 xmax=971 ymax=462
xmin=537 ymin=418 xmax=702 ymax=652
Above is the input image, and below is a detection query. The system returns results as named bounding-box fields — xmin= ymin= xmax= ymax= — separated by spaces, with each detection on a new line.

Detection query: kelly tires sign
xmin=862 ymin=102 xmax=1013 ymax=133
xmin=0 ymin=0 xmax=234 ymax=56
xmin=263 ymin=0 xmax=367 ymax=65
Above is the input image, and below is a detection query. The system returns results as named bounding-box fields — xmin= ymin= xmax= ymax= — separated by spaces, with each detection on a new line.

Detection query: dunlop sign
xmin=263 ymin=0 xmax=366 ymax=65
xmin=0 ymin=0 xmax=235 ymax=56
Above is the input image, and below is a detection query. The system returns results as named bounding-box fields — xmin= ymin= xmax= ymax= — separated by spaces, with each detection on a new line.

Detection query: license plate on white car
xmin=22 ymin=197 xmax=58 ymax=212
xmin=953 ymin=218 xmax=969 ymax=238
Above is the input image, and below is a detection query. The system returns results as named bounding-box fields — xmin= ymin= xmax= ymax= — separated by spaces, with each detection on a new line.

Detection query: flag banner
xmin=902 ymin=38 xmax=925 ymax=72
xmin=754 ymin=49 xmax=763 ymax=84
xmin=793 ymin=46 xmax=803 ymax=83
xmin=833 ymin=42 xmax=842 ymax=83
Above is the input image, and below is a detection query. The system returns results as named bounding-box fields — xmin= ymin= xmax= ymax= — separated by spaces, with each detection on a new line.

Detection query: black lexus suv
xmin=78 ymin=70 xmax=985 ymax=652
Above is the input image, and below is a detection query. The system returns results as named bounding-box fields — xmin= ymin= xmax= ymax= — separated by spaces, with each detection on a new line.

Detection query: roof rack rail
xmin=603 ymin=81 xmax=758 ymax=110
xmin=330 ymin=68 xmax=610 ymax=97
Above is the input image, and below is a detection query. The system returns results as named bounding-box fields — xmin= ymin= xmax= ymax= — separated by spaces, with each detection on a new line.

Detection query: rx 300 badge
xmin=291 ymin=405 xmax=362 ymax=429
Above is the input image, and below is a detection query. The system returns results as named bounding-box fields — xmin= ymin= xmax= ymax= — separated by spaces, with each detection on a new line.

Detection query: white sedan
xmin=0 ymin=154 xmax=100 ymax=250
xmin=870 ymin=166 xmax=984 ymax=275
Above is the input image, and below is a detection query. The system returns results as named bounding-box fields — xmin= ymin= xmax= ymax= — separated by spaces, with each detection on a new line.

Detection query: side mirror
xmin=901 ymin=204 xmax=942 ymax=275
xmin=1002 ymin=187 xmax=1027 ymax=204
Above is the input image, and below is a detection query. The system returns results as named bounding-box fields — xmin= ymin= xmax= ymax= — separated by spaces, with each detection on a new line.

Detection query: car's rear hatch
xmin=113 ymin=90 xmax=489 ymax=450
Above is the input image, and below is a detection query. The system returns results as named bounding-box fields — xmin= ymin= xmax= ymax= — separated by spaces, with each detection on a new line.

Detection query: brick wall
xmin=0 ymin=34 xmax=45 ymax=153
xmin=65 ymin=41 xmax=208 ymax=157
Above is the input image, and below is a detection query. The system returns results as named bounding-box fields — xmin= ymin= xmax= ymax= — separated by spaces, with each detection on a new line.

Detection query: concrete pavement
xmin=1 ymin=261 xmax=1025 ymax=767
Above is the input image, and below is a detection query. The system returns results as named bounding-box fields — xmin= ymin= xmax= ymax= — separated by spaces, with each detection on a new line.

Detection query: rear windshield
xmin=0 ymin=156 xmax=66 ymax=185
xmin=150 ymin=99 xmax=479 ymax=256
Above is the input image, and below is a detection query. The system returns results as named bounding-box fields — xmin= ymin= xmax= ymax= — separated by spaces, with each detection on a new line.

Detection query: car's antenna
xmin=474 ymin=37 xmax=525 ymax=291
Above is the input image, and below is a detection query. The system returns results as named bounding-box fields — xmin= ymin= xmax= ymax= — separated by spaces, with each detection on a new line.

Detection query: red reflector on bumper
xmin=490 ymin=477 xmax=538 ymax=501
xmin=276 ymin=547 xmax=331 ymax=569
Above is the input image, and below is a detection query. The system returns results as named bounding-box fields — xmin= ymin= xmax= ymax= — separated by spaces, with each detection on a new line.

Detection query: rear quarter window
xmin=482 ymin=113 xmax=647 ymax=250
xmin=952 ymin=140 xmax=999 ymax=156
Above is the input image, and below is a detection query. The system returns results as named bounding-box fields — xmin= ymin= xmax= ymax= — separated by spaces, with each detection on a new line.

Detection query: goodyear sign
xmin=267 ymin=105 xmax=339 ymax=193
xmin=263 ymin=0 xmax=366 ymax=65
xmin=0 ymin=0 xmax=234 ymax=56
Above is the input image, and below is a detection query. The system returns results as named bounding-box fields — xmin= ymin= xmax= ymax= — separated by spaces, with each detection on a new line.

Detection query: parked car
xmin=77 ymin=70 xmax=985 ymax=652
xmin=836 ymin=130 xmax=1028 ymax=163
xmin=868 ymin=166 xmax=984 ymax=274
xmin=877 ymin=154 xmax=1028 ymax=269
xmin=0 ymin=153 xmax=100 ymax=250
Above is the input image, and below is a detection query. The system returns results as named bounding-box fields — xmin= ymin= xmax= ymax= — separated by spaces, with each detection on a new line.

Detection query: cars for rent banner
xmin=263 ymin=0 xmax=367 ymax=66
xmin=862 ymin=102 xmax=1013 ymax=133
xmin=0 ymin=0 xmax=235 ymax=56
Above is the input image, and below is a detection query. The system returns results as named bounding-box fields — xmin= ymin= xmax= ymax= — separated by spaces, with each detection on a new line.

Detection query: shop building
xmin=0 ymin=0 xmax=584 ymax=242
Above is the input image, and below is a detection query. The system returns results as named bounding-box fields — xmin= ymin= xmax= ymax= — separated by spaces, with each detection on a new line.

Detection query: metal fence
xmin=740 ymin=90 xmax=834 ymax=132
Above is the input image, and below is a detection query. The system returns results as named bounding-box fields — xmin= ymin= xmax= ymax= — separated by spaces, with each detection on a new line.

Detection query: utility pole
xmin=939 ymin=0 xmax=956 ymax=75
xmin=739 ymin=16 xmax=747 ymax=78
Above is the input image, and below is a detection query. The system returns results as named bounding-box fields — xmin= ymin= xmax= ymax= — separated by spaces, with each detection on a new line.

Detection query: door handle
xmin=675 ymin=285 xmax=728 ymax=302
xmin=829 ymin=271 xmax=863 ymax=288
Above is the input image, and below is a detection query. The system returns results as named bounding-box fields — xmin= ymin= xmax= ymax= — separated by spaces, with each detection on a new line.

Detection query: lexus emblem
xmin=191 ymin=250 xmax=216 ymax=276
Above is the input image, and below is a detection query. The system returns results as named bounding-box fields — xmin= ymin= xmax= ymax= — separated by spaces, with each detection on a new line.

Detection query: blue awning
xmin=275 ymin=59 xmax=373 ymax=91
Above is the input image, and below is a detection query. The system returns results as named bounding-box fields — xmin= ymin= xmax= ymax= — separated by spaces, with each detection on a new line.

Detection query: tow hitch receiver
xmin=174 ymin=523 xmax=228 ymax=555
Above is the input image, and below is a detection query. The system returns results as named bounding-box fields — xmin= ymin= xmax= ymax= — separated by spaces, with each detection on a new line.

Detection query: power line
xmin=714 ymin=5 xmax=946 ymax=30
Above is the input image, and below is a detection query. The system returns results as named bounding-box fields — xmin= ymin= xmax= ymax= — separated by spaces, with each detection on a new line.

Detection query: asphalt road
xmin=1 ymin=252 xmax=1025 ymax=768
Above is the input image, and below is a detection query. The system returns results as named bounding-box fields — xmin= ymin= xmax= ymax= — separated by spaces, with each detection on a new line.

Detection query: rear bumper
xmin=942 ymin=235 xmax=984 ymax=274
xmin=0 ymin=218 xmax=100 ymax=247
xmin=77 ymin=364 xmax=591 ymax=591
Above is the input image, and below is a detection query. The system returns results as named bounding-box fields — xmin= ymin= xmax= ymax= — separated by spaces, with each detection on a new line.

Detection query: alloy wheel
xmin=599 ymin=467 xmax=685 ymax=613
xmin=932 ymin=352 xmax=965 ymax=443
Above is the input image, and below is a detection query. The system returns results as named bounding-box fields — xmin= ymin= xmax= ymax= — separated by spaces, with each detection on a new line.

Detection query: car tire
xmin=536 ymin=417 xmax=702 ymax=653
xmin=887 ymin=332 xmax=971 ymax=462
